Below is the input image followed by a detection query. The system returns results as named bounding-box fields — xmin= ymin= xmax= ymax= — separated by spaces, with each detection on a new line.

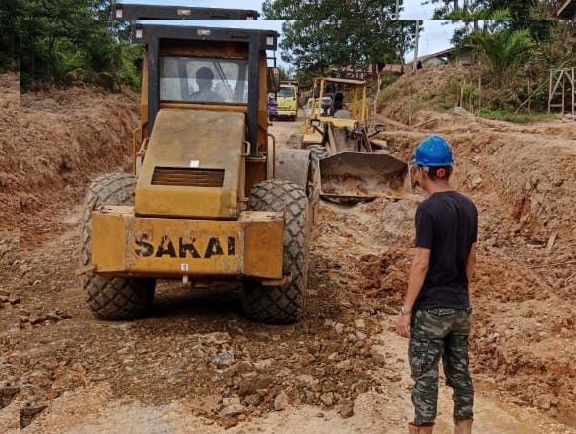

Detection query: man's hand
xmin=396 ymin=313 xmax=411 ymax=338
xmin=397 ymin=248 xmax=429 ymax=339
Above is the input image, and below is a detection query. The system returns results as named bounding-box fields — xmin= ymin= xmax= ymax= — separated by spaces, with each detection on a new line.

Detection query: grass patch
xmin=479 ymin=109 xmax=555 ymax=123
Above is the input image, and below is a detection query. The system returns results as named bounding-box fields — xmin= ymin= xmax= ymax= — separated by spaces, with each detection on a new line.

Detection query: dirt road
xmin=3 ymin=192 xmax=575 ymax=434
xmin=2 ymin=77 xmax=576 ymax=433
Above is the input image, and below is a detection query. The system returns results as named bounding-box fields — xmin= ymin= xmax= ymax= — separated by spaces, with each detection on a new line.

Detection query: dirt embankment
xmin=378 ymin=64 xmax=477 ymax=124
xmin=1 ymin=71 xmax=576 ymax=432
xmin=1 ymin=76 xmax=141 ymax=428
xmin=0 ymin=73 xmax=20 ymax=234
xmin=18 ymin=83 xmax=139 ymax=250
xmin=367 ymin=105 xmax=576 ymax=422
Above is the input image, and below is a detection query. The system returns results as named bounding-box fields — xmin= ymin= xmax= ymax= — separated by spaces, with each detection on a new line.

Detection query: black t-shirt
xmin=413 ymin=191 xmax=478 ymax=311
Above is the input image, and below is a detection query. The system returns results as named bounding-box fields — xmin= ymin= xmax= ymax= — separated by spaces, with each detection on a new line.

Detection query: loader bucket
xmin=319 ymin=151 xmax=409 ymax=202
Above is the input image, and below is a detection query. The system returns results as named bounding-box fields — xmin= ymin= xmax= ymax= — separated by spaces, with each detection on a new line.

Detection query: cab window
xmin=277 ymin=87 xmax=295 ymax=98
xmin=159 ymin=57 xmax=248 ymax=104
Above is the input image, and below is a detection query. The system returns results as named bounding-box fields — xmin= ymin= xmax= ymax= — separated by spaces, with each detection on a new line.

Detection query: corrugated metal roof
xmin=406 ymin=47 xmax=456 ymax=65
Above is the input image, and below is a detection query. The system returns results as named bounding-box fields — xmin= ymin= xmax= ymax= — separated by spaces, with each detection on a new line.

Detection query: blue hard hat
xmin=413 ymin=135 xmax=454 ymax=167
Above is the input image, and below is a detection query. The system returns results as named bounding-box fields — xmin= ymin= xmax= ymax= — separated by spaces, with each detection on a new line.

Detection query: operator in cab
xmin=190 ymin=67 xmax=225 ymax=103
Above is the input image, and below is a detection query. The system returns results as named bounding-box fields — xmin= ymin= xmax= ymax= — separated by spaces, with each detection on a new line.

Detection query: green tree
xmin=19 ymin=0 xmax=141 ymax=91
xmin=429 ymin=0 xmax=553 ymax=40
xmin=0 ymin=0 xmax=22 ymax=72
xmin=21 ymin=0 xmax=91 ymax=84
xmin=263 ymin=0 xmax=415 ymax=77
xmin=490 ymin=0 xmax=553 ymax=40
xmin=471 ymin=28 xmax=536 ymax=87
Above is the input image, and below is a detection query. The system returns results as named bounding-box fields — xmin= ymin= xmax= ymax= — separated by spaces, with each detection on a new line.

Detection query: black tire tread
xmin=242 ymin=179 xmax=309 ymax=324
xmin=81 ymin=173 xmax=155 ymax=320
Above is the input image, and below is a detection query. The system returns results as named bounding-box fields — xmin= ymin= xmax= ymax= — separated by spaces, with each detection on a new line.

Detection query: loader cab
xmin=308 ymin=77 xmax=368 ymax=125
xmin=302 ymin=77 xmax=368 ymax=148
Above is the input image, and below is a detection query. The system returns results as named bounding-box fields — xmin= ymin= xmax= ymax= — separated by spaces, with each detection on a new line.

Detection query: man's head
xmin=411 ymin=135 xmax=454 ymax=190
xmin=196 ymin=67 xmax=215 ymax=91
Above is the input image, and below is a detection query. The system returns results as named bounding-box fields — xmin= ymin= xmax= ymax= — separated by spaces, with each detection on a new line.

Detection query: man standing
xmin=396 ymin=135 xmax=477 ymax=434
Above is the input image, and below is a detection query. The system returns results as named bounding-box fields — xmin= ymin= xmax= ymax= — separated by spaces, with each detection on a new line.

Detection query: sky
xmin=119 ymin=0 xmax=458 ymax=63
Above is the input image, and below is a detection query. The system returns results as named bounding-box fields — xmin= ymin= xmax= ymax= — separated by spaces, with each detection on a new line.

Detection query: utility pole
xmin=413 ymin=20 xmax=420 ymax=73
xmin=395 ymin=0 xmax=400 ymax=19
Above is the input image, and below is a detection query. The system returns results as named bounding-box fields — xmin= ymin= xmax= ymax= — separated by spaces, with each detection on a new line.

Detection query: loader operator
xmin=332 ymin=91 xmax=351 ymax=119
xmin=190 ymin=67 xmax=224 ymax=103
xmin=396 ymin=135 xmax=477 ymax=434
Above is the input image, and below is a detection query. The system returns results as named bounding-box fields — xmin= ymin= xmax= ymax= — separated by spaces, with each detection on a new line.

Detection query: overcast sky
xmin=119 ymin=0 xmax=458 ymax=62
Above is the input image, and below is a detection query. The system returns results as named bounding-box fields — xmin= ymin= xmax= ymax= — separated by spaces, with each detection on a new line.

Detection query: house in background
xmin=328 ymin=45 xmax=478 ymax=80
xmin=407 ymin=47 xmax=475 ymax=69
xmin=380 ymin=64 xmax=404 ymax=75
xmin=334 ymin=65 xmax=373 ymax=81
xmin=377 ymin=46 xmax=476 ymax=77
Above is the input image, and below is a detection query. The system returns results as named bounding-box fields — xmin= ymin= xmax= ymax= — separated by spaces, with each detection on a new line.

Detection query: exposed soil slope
xmin=1 ymin=72 xmax=575 ymax=433
xmin=18 ymin=85 xmax=139 ymax=250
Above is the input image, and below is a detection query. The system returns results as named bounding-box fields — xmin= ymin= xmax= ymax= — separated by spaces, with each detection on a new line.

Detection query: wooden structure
xmin=556 ymin=0 xmax=576 ymax=19
xmin=548 ymin=67 xmax=575 ymax=117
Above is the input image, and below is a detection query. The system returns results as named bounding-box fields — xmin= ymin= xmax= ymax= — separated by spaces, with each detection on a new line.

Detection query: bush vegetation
xmin=0 ymin=0 xmax=142 ymax=93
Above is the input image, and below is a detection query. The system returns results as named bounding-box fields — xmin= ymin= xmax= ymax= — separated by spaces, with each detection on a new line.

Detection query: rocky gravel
xmin=2 ymin=71 xmax=576 ymax=432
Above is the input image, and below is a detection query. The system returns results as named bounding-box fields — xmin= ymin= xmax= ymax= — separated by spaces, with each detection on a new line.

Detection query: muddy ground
xmin=1 ymin=69 xmax=576 ymax=433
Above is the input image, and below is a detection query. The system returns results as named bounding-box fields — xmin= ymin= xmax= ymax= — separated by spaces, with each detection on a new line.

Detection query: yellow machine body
xmin=91 ymin=206 xmax=284 ymax=280
xmin=90 ymin=105 xmax=288 ymax=280
xmin=82 ymin=9 xmax=319 ymax=323
xmin=135 ymin=109 xmax=245 ymax=219
xmin=89 ymin=36 xmax=289 ymax=281
xmin=300 ymin=77 xmax=409 ymax=202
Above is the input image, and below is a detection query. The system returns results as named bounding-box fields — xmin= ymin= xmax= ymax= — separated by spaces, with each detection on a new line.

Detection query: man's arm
xmin=396 ymin=247 xmax=430 ymax=338
xmin=466 ymin=242 xmax=477 ymax=282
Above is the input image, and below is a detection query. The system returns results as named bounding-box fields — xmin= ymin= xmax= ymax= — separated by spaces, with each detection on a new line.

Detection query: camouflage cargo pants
xmin=409 ymin=308 xmax=474 ymax=425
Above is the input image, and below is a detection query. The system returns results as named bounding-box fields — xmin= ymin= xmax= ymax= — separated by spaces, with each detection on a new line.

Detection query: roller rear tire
xmin=80 ymin=173 xmax=156 ymax=320
xmin=242 ymin=180 xmax=309 ymax=324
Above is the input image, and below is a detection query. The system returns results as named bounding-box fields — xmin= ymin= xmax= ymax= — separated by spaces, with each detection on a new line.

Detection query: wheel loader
xmin=301 ymin=77 xmax=409 ymax=203
xmin=79 ymin=3 xmax=319 ymax=324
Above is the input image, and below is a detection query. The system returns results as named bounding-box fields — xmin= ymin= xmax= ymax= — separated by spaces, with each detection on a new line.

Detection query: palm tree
xmin=470 ymin=28 xmax=536 ymax=87
xmin=447 ymin=8 xmax=511 ymax=20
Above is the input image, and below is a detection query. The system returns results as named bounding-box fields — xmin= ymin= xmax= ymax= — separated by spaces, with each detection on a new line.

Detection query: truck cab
xmin=276 ymin=81 xmax=299 ymax=121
